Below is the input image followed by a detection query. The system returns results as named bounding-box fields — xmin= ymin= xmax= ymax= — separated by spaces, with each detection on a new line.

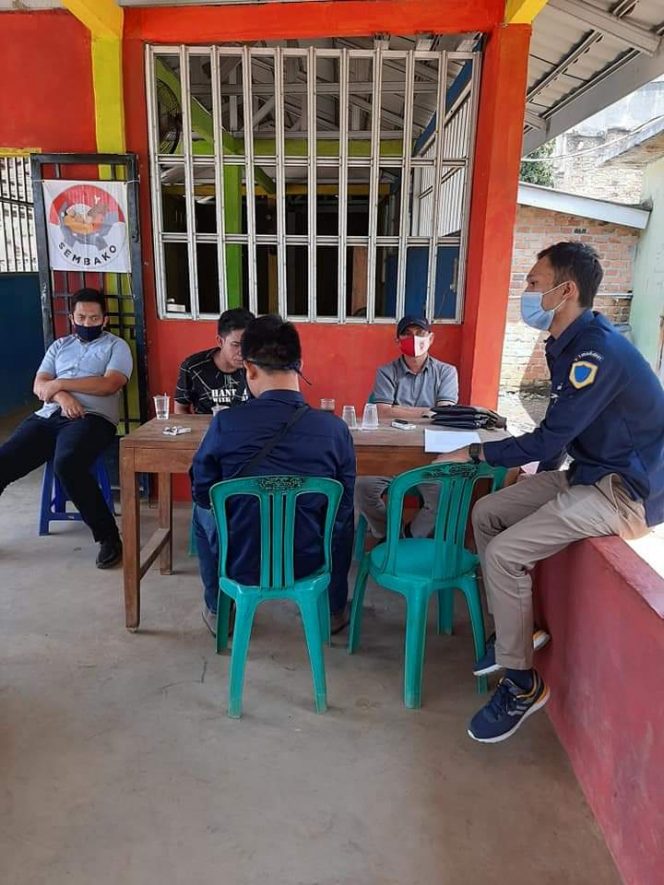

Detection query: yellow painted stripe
xmin=62 ymin=0 xmax=122 ymax=39
xmin=63 ymin=0 xmax=125 ymax=156
xmin=505 ymin=0 xmax=549 ymax=24
xmin=0 ymin=147 xmax=41 ymax=156
xmin=92 ymin=35 xmax=125 ymax=154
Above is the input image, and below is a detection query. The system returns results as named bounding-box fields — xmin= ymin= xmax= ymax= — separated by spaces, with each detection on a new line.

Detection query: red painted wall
xmin=535 ymin=539 xmax=664 ymax=885
xmin=0 ymin=12 xmax=95 ymax=152
xmin=462 ymin=23 xmax=531 ymax=408
xmin=146 ymin=319 xmax=463 ymax=411
xmin=124 ymin=35 xmax=464 ymax=412
xmin=123 ymin=4 xmax=506 ymax=412
xmin=125 ymin=0 xmax=503 ymax=42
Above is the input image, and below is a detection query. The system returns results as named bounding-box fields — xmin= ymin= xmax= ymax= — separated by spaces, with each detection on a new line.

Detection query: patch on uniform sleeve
xmin=569 ymin=360 xmax=599 ymax=389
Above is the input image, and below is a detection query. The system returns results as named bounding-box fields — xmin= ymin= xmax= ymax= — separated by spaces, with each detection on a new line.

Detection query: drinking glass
xmin=361 ymin=402 xmax=379 ymax=430
xmin=341 ymin=405 xmax=357 ymax=429
xmin=320 ymin=398 xmax=336 ymax=413
xmin=154 ymin=394 xmax=170 ymax=420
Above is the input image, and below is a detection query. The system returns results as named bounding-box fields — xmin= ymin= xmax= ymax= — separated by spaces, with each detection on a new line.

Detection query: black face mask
xmin=73 ymin=323 xmax=104 ymax=343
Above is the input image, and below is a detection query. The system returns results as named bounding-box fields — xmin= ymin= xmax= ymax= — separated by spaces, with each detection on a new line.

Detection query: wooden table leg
xmin=120 ymin=445 xmax=140 ymax=631
xmin=158 ymin=472 xmax=173 ymax=575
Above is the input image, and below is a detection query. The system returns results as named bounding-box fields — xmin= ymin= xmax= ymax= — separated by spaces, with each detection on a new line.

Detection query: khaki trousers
xmin=471 ymin=470 xmax=648 ymax=670
xmin=355 ymin=475 xmax=440 ymax=539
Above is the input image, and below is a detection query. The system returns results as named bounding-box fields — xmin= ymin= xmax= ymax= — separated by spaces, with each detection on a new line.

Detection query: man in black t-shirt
xmin=175 ymin=308 xmax=255 ymax=414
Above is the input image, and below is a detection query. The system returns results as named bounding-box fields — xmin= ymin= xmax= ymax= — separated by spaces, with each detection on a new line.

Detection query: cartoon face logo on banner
xmin=43 ymin=180 xmax=131 ymax=273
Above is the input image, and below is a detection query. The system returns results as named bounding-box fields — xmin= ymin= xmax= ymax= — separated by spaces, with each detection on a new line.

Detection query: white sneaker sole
xmin=472 ymin=630 xmax=551 ymax=677
xmin=473 ymin=660 xmax=502 ymax=677
xmin=201 ymin=609 xmax=217 ymax=638
xmin=533 ymin=629 xmax=551 ymax=652
xmin=467 ymin=684 xmax=551 ymax=744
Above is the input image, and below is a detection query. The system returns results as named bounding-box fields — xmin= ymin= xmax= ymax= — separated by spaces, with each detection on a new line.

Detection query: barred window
xmin=147 ymin=39 xmax=478 ymax=322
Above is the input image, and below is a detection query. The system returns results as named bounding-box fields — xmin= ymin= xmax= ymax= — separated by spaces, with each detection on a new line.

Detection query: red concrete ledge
xmin=534 ymin=537 xmax=664 ymax=885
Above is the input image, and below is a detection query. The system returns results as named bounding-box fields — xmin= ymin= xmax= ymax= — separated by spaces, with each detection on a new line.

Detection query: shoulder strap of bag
xmin=234 ymin=404 xmax=310 ymax=479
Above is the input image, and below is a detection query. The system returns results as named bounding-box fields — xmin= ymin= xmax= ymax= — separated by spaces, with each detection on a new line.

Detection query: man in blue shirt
xmin=356 ymin=315 xmax=459 ymax=540
xmin=439 ymin=242 xmax=664 ymax=743
xmin=192 ymin=315 xmax=356 ymax=637
xmin=0 ymin=288 xmax=133 ymax=568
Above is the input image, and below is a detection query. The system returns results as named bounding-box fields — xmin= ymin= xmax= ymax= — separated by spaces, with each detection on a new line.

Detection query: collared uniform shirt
xmin=192 ymin=390 xmax=356 ymax=585
xmin=36 ymin=331 xmax=133 ymax=426
xmin=175 ymin=348 xmax=248 ymax=414
xmin=484 ymin=311 xmax=664 ymax=526
xmin=371 ymin=355 xmax=459 ymax=407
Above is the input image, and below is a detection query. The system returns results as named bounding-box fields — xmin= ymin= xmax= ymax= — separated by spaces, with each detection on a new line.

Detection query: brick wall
xmin=552 ymin=131 xmax=644 ymax=204
xmin=500 ymin=205 xmax=638 ymax=392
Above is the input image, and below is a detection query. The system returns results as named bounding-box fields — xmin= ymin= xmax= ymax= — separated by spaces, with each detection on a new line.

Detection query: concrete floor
xmin=0 ymin=413 xmax=621 ymax=885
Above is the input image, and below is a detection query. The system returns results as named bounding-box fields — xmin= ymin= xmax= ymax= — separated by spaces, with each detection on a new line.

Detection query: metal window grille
xmin=147 ymin=42 xmax=479 ymax=323
xmin=0 ymin=156 xmax=37 ymax=274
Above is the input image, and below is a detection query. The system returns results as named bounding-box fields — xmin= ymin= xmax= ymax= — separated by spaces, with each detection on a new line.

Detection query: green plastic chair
xmin=348 ymin=462 xmax=507 ymax=709
xmin=353 ymin=391 xmax=375 ymax=560
xmin=209 ymin=474 xmax=343 ymax=718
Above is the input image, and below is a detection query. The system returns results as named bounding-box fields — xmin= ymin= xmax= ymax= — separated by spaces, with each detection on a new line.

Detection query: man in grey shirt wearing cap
xmin=355 ymin=315 xmax=458 ymax=540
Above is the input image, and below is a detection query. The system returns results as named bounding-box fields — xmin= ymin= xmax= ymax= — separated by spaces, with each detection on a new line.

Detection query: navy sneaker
xmin=472 ymin=628 xmax=551 ymax=677
xmin=467 ymin=672 xmax=550 ymax=743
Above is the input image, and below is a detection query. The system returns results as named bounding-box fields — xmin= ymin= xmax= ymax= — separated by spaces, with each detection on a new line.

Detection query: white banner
xmin=43 ymin=179 xmax=131 ymax=273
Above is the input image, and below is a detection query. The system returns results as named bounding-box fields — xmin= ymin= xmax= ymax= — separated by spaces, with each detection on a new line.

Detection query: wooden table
xmin=120 ymin=415 xmax=508 ymax=630
xmin=120 ymin=416 xmax=209 ymax=629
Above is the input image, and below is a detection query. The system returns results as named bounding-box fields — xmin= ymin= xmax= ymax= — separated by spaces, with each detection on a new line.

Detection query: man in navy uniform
xmin=191 ymin=314 xmax=356 ymax=637
xmin=440 ymin=241 xmax=664 ymax=743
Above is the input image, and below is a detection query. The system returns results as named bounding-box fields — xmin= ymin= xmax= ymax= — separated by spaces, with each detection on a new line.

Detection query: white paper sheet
xmin=424 ymin=428 xmax=481 ymax=454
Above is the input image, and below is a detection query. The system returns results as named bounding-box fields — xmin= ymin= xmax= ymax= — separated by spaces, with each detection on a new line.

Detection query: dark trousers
xmin=193 ymin=504 xmax=353 ymax=615
xmin=0 ymin=412 xmax=118 ymax=542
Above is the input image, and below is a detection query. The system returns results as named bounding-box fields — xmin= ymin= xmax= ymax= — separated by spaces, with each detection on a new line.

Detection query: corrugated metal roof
xmin=525 ymin=1 xmax=664 ymax=151
xmin=517 ymin=181 xmax=650 ymax=228
xmin=0 ymin=1 xmax=62 ymax=8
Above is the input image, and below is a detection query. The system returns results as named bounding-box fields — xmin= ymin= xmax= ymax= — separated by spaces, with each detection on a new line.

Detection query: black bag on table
xmin=430 ymin=405 xmax=507 ymax=430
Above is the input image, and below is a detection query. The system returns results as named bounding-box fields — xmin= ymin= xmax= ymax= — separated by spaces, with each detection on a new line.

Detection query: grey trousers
xmin=355 ymin=475 xmax=440 ymax=539
xmin=471 ymin=470 xmax=648 ymax=670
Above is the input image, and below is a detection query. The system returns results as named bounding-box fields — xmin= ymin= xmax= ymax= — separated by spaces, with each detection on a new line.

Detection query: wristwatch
xmin=469 ymin=443 xmax=482 ymax=464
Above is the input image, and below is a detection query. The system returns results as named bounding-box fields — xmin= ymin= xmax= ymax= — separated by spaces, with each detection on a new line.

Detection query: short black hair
xmin=537 ymin=241 xmax=603 ymax=309
xmin=69 ymin=288 xmax=105 ymax=314
xmin=241 ymin=314 xmax=301 ymax=372
xmin=217 ymin=307 xmax=255 ymax=337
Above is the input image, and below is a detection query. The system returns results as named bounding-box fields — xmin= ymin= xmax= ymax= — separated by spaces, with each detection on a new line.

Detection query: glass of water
xmin=154 ymin=394 xmax=170 ymax=420
xmin=320 ymin=398 xmax=336 ymax=413
xmin=361 ymin=402 xmax=379 ymax=430
xmin=342 ymin=405 xmax=357 ymax=429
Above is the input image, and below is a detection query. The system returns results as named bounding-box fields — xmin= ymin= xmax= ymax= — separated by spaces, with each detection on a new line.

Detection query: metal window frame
xmin=146 ymin=43 xmax=479 ymax=325
xmin=0 ymin=155 xmax=37 ymax=274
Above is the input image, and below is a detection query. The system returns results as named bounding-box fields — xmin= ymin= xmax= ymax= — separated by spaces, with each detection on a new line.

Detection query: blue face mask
xmin=520 ymin=282 xmax=569 ymax=331
xmin=73 ymin=322 xmax=104 ymax=343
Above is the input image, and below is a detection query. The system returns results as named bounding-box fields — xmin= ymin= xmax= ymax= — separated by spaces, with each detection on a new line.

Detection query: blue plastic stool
xmin=39 ymin=456 xmax=114 ymax=536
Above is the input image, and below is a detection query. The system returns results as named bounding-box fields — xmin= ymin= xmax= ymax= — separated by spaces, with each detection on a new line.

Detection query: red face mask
xmin=399 ymin=334 xmax=431 ymax=358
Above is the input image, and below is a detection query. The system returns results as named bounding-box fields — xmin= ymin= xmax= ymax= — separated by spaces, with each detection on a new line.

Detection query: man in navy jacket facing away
xmin=191 ymin=314 xmax=356 ymax=637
